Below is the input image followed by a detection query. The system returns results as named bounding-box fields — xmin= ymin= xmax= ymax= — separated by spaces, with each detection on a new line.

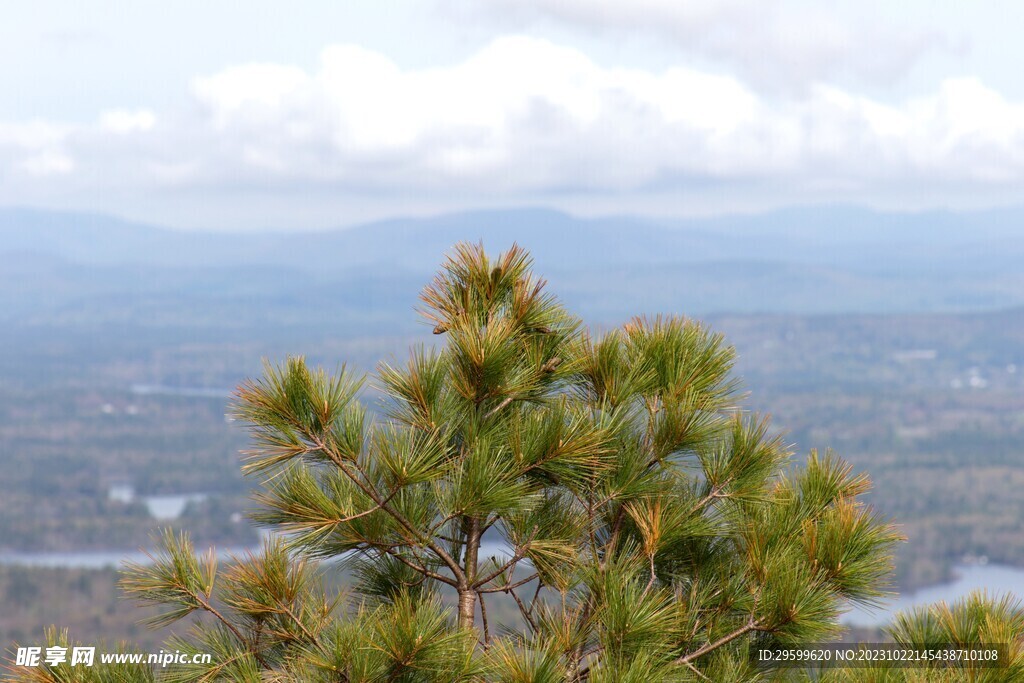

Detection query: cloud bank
xmin=456 ymin=0 xmax=953 ymax=91
xmin=1 ymin=35 xmax=1023 ymax=225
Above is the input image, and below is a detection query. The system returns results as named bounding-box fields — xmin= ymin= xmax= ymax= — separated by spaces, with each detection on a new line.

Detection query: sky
xmin=2 ymin=1 xmax=1023 ymax=231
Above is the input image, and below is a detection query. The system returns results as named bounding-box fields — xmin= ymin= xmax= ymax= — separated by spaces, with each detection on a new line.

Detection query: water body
xmin=0 ymin=539 xmax=510 ymax=570
xmin=130 ymin=384 xmax=233 ymax=399
xmin=0 ymin=546 xmax=260 ymax=569
xmin=843 ymin=564 xmax=1024 ymax=626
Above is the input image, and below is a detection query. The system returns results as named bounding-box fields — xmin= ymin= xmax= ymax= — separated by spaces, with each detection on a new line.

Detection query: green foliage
xmin=8 ymin=243 xmax=922 ymax=681
xmin=811 ymin=591 xmax=1024 ymax=682
xmin=120 ymin=529 xmax=219 ymax=629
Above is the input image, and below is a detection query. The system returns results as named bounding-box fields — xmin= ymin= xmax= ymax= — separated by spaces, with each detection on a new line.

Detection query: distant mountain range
xmin=2 ymin=204 xmax=1023 ymax=322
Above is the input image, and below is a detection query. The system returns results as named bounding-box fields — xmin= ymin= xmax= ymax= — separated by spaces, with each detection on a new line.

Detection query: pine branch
xmin=676 ymin=615 xmax=761 ymax=665
xmin=479 ymin=592 xmax=491 ymax=648
xmin=682 ymin=660 xmax=712 ymax=681
xmin=280 ymin=602 xmax=322 ymax=651
xmin=313 ymin=434 xmax=467 ymax=585
xmin=336 ymin=485 xmax=401 ymax=522
xmin=194 ymin=591 xmax=273 ymax=669
xmin=508 ymin=587 xmax=538 ymax=631
xmin=527 ymin=581 xmax=543 ymax=615
xmin=381 ymin=547 xmax=458 ymax=587
xmin=483 ymin=394 xmax=515 ymax=419
xmin=689 ymin=483 xmax=728 ymax=515
xmin=477 ymin=573 xmax=539 ymax=594
xmin=472 ymin=527 xmax=537 ymax=588
xmin=644 ymin=554 xmax=657 ymax=595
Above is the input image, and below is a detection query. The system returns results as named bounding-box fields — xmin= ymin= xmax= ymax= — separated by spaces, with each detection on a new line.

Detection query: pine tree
xmin=816 ymin=591 xmax=1024 ymax=682
xmin=9 ymin=243 xmax=940 ymax=681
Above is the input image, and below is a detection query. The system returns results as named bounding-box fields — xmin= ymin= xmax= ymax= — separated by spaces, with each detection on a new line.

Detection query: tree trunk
xmin=457 ymin=588 xmax=477 ymax=630
xmin=458 ymin=516 xmax=481 ymax=630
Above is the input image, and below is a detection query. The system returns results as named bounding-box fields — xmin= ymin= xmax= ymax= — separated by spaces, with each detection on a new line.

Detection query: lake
xmin=0 ymin=539 xmax=509 ymax=570
xmin=842 ymin=563 xmax=1024 ymax=626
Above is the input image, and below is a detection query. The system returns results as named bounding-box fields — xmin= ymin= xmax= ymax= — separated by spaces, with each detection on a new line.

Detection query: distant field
xmin=3 ymin=304 xmax=1023 ymax=594
xmin=714 ymin=310 xmax=1024 ymax=590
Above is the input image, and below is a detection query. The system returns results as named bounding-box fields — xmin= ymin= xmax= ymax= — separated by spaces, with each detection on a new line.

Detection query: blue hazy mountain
xmin=2 ymin=204 xmax=1023 ymax=320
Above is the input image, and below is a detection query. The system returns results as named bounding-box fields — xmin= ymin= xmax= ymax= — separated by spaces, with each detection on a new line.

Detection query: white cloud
xmin=193 ymin=65 xmax=310 ymax=130
xmin=99 ymin=108 xmax=156 ymax=134
xmin=21 ymin=150 xmax=75 ymax=176
xmin=1 ymin=35 xmax=1023 ymax=224
xmin=174 ymin=38 xmax=1024 ymax=190
xmin=447 ymin=0 xmax=953 ymax=91
xmin=0 ymin=120 xmax=75 ymax=176
xmin=182 ymin=36 xmax=774 ymax=189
